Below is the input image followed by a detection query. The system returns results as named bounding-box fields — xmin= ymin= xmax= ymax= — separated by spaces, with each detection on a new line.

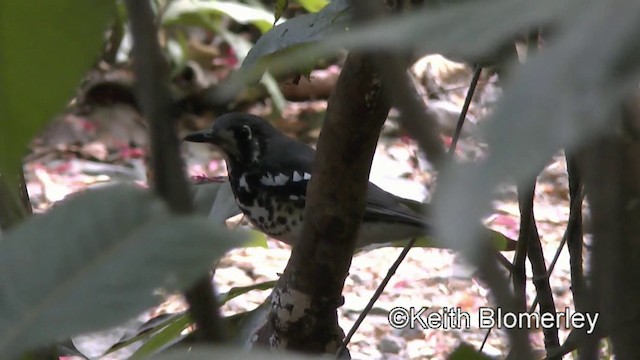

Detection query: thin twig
xmin=520 ymin=181 xmax=561 ymax=357
xmin=565 ymin=155 xmax=586 ymax=310
xmin=564 ymin=153 xmax=597 ymax=359
xmin=512 ymin=182 xmax=531 ymax=311
xmin=337 ymin=237 xmax=418 ymax=357
xmin=449 ymin=65 xmax=482 ymax=155
xmin=528 ymin=189 xmax=585 ymax=312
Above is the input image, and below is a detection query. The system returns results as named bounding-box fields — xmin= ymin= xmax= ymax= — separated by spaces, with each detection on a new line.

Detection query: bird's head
xmin=183 ymin=113 xmax=279 ymax=166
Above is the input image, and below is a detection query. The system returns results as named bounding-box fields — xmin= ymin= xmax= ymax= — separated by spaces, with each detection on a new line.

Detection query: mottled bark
xmin=251 ymin=53 xmax=391 ymax=354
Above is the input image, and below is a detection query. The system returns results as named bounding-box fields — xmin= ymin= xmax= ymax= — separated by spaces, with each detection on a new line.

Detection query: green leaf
xmin=293 ymin=0 xmax=329 ymax=13
xmin=434 ymin=0 xmax=640 ymax=254
xmin=393 ymin=230 xmax=515 ymax=251
xmin=219 ymin=280 xmax=278 ymax=305
xmin=241 ymin=0 xmax=350 ymax=71
xmin=325 ymin=0 xmax=570 ymax=61
xmin=0 ymin=1 xmax=113 ymax=188
xmin=0 ymin=175 xmax=27 ymax=229
xmin=129 ymin=313 xmax=192 ymax=360
xmin=243 ymin=229 xmax=270 ymax=248
xmin=240 ymin=0 xmax=569 ymax=80
xmin=0 ymin=185 xmax=247 ymax=358
xmin=101 ymin=313 xmax=186 ymax=356
xmin=130 ymin=279 xmax=279 ymax=358
xmin=213 ymin=22 xmax=287 ymax=117
xmin=224 ymin=304 xmax=270 ymax=344
xmin=274 ymin=0 xmax=289 ymax=24
xmin=162 ymin=1 xmax=279 ymax=34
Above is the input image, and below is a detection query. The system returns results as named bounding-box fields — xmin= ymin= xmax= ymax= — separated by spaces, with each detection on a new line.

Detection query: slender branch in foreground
xmin=520 ymin=181 xmax=561 ymax=357
xmin=512 ymin=182 xmax=531 ymax=312
xmin=337 ymin=237 xmax=417 ymax=357
xmin=449 ymin=66 xmax=482 ymax=155
xmin=125 ymin=0 xmax=224 ymax=343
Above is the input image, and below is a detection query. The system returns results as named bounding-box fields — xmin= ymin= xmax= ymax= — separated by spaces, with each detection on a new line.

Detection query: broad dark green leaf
xmin=325 ymin=0 xmax=569 ymax=61
xmin=0 ymin=185 xmax=246 ymax=358
xmin=241 ymin=0 xmax=350 ymax=70
xmin=434 ymin=0 xmax=640 ymax=253
xmin=0 ymin=1 xmax=113 ymax=188
xmin=240 ymin=0 xmax=569 ymax=80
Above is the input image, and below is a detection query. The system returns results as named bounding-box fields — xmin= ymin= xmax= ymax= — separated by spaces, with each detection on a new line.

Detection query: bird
xmin=183 ymin=112 xmax=429 ymax=248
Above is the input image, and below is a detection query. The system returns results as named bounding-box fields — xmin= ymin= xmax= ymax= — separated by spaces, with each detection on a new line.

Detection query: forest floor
xmin=27 ymin=55 xmax=584 ymax=359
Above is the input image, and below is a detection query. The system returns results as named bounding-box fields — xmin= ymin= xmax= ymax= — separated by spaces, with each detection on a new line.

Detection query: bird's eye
xmin=239 ymin=125 xmax=252 ymax=140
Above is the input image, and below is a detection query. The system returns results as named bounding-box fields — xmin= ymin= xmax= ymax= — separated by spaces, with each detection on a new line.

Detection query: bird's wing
xmin=261 ymin=137 xmax=428 ymax=228
xmin=253 ymin=139 xmax=315 ymax=199
xmin=363 ymin=182 xmax=428 ymax=228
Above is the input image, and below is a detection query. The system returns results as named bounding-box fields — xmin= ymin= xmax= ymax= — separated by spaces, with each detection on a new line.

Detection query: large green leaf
xmin=0 ymin=185 xmax=246 ymax=358
xmin=324 ymin=0 xmax=570 ymax=61
xmin=240 ymin=0 xmax=569 ymax=80
xmin=433 ymin=0 xmax=640 ymax=253
xmin=0 ymin=1 xmax=113 ymax=188
xmin=218 ymin=280 xmax=278 ymax=304
xmin=129 ymin=313 xmax=192 ymax=360
xmin=241 ymin=0 xmax=350 ymax=71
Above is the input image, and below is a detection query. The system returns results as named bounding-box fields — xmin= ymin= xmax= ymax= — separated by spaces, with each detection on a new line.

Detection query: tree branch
xmin=519 ymin=181 xmax=560 ymax=357
xmin=125 ymin=0 xmax=224 ymax=343
xmin=251 ymin=52 xmax=391 ymax=353
xmin=579 ymin=102 xmax=640 ymax=359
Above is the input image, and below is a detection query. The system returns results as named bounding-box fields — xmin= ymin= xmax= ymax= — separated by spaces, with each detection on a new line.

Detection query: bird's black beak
xmin=183 ymin=129 xmax=214 ymax=143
